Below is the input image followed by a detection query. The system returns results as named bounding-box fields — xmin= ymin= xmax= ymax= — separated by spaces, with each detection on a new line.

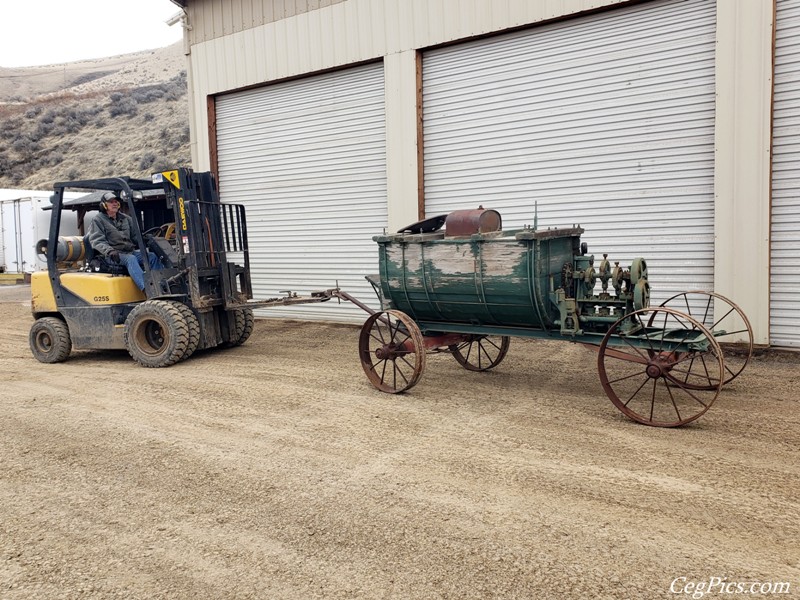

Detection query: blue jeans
xmin=120 ymin=250 xmax=163 ymax=291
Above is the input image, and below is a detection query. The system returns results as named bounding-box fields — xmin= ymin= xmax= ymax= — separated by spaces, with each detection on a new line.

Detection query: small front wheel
xmin=29 ymin=317 xmax=72 ymax=363
xmin=359 ymin=310 xmax=426 ymax=393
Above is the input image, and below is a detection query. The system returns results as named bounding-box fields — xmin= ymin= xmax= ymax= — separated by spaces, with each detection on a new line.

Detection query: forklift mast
xmin=155 ymin=168 xmax=253 ymax=309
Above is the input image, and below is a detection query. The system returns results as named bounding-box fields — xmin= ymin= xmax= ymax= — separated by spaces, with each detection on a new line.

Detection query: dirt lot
xmin=1 ymin=284 xmax=798 ymax=599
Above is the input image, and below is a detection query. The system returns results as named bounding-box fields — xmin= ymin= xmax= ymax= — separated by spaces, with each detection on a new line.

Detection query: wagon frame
xmin=335 ymin=208 xmax=754 ymax=428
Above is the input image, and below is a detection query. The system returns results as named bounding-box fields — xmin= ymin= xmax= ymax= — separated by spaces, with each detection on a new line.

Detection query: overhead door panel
xmin=771 ymin=0 xmax=800 ymax=348
xmin=216 ymin=62 xmax=386 ymax=322
xmin=423 ymin=0 xmax=716 ymax=306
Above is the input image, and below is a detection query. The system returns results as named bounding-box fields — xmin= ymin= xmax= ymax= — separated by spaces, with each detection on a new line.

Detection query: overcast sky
xmin=0 ymin=0 xmax=184 ymax=68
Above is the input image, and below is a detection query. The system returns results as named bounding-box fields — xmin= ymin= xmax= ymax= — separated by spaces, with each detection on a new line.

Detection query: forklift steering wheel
xmin=144 ymin=225 xmax=165 ymax=237
xmin=143 ymin=223 xmax=176 ymax=240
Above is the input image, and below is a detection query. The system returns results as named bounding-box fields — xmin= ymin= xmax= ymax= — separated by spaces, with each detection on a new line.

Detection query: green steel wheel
xmin=598 ymin=307 xmax=724 ymax=427
xmin=652 ymin=291 xmax=753 ymax=387
xmin=359 ymin=310 xmax=426 ymax=394
xmin=630 ymin=258 xmax=648 ymax=284
xmin=449 ymin=335 xmax=510 ymax=372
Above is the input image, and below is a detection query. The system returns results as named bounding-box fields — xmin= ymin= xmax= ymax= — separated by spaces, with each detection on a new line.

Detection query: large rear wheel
xmin=598 ymin=307 xmax=724 ymax=427
xmin=29 ymin=317 xmax=72 ymax=363
xmin=124 ymin=300 xmax=190 ymax=367
xmin=654 ymin=291 xmax=753 ymax=386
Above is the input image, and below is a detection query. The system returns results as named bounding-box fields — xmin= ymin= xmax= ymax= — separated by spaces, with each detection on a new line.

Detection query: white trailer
xmin=0 ymin=190 xmax=81 ymax=273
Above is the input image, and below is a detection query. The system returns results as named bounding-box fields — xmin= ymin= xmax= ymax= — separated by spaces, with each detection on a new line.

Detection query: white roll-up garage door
xmin=771 ymin=0 xmax=800 ymax=348
xmin=423 ymin=0 xmax=716 ymax=306
xmin=216 ymin=62 xmax=386 ymax=322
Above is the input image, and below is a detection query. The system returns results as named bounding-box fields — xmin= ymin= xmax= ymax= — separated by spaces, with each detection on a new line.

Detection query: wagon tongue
xmin=230 ymin=289 xmax=337 ymax=310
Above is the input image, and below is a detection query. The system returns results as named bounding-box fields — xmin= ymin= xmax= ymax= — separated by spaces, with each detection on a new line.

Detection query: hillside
xmin=0 ymin=42 xmax=191 ymax=190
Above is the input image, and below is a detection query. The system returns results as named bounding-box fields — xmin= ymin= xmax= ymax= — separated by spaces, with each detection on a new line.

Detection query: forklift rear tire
xmin=29 ymin=317 xmax=72 ymax=363
xmin=124 ymin=300 xmax=190 ymax=368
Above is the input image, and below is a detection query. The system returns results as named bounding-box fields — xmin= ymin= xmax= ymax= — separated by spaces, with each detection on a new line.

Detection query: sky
xmin=0 ymin=0 xmax=184 ymax=68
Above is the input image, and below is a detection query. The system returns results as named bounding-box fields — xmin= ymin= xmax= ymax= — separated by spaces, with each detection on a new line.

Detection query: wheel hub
xmin=646 ymin=363 xmax=663 ymax=378
xmin=145 ymin=322 xmax=166 ymax=349
xmin=646 ymin=353 xmax=675 ymax=379
xmin=375 ymin=344 xmax=395 ymax=360
xmin=37 ymin=332 xmax=53 ymax=351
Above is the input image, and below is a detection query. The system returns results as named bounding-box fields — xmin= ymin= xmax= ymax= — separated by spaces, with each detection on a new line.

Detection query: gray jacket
xmin=86 ymin=212 xmax=136 ymax=257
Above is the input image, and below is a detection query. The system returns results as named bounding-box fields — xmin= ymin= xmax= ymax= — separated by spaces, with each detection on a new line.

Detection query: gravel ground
xmin=1 ymin=284 xmax=798 ymax=599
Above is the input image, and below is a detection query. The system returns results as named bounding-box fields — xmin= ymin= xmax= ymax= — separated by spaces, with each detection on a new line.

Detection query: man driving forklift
xmin=86 ymin=191 xmax=163 ymax=290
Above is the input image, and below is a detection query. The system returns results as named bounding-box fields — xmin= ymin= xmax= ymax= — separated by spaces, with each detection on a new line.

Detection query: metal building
xmin=167 ymin=0 xmax=796 ymax=348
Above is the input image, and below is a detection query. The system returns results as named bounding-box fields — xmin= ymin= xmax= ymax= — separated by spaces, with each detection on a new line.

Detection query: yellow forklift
xmin=30 ymin=168 xmax=333 ymax=367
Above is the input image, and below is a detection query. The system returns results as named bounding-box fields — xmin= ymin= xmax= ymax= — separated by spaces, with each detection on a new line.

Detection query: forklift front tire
xmin=222 ymin=308 xmax=254 ymax=347
xmin=172 ymin=302 xmax=201 ymax=361
xmin=124 ymin=300 xmax=190 ymax=368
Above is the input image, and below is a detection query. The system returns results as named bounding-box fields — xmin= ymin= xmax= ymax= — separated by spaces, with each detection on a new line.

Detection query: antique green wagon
xmin=337 ymin=208 xmax=753 ymax=428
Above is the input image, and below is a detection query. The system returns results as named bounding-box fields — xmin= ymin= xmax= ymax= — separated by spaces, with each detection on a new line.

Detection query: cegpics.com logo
xmin=671 ymin=577 xmax=792 ymax=599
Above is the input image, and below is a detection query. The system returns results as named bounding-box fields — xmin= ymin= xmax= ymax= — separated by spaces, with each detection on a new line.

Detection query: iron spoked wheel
xmin=29 ymin=317 xmax=72 ymax=363
xmin=598 ymin=307 xmax=724 ymax=427
xmin=124 ymin=300 xmax=190 ymax=368
xmin=359 ymin=310 xmax=426 ymax=394
xmin=449 ymin=335 xmax=511 ymax=372
xmin=653 ymin=291 xmax=753 ymax=386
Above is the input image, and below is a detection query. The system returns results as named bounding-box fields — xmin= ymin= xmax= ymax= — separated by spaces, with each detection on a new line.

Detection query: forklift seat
xmin=83 ymin=235 xmax=128 ymax=276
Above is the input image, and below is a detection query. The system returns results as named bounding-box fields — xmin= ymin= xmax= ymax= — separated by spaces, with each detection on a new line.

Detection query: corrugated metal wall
xmin=771 ymin=0 xmax=800 ymax=348
xmin=422 ymin=0 xmax=716 ymax=307
xmin=215 ymin=62 xmax=386 ymax=322
xmin=186 ymin=0 xmax=633 ymax=98
xmin=184 ymin=0 xmax=347 ymax=45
